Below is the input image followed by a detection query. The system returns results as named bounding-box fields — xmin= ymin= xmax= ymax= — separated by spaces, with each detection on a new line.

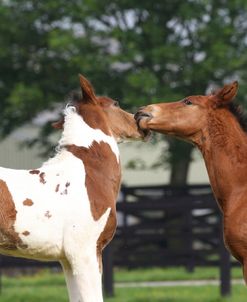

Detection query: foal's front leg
xmin=61 ymin=250 xmax=103 ymax=302
xmin=61 ymin=208 xmax=111 ymax=301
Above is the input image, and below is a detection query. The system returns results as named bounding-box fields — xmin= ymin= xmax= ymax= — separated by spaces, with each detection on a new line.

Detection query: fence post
xmin=103 ymin=243 xmax=114 ymax=297
xmin=219 ymin=216 xmax=231 ymax=297
xmin=184 ymin=209 xmax=194 ymax=272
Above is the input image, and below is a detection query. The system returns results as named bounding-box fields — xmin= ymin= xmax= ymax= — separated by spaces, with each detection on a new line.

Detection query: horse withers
xmin=135 ymin=82 xmax=247 ymax=282
xmin=0 ymin=74 xmax=150 ymax=302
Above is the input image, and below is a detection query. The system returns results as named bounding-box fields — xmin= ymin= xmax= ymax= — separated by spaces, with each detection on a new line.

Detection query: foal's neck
xmin=195 ymin=111 xmax=247 ymax=213
xmin=44 ymin=108 xmax=119 ymax=166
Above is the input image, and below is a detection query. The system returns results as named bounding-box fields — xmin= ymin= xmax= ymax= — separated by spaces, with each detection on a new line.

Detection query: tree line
xmin=1 ymin=0 xmax=247 ymax=184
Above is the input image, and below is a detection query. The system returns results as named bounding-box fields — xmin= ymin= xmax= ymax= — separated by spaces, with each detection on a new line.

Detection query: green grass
xmin=0 ymin=268 xmax=246 ymax=302
xmin=108 ymin=286 xmax=247 ymax=302
xmin=114 ymin=266 xmax=243 ymax=282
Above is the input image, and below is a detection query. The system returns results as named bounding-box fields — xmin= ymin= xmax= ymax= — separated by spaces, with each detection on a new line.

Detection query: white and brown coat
xmin=0 ymin=75 xmax=148 ymax=302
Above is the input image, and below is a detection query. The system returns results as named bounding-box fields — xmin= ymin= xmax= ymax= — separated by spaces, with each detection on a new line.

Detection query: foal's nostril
xmin=134 ymin=110 xmax=152 ymax=139
xmin=134 ymin=111 xmax=153 ymax=135
xmin=141 ymin=112 xmax=153 ymax=118
xmin=134 ymin=111 xmax=153 ymax=121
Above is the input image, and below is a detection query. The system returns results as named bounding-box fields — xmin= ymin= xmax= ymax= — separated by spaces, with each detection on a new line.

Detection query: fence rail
xmin=104 ymin=184 xmax=236 ymax=296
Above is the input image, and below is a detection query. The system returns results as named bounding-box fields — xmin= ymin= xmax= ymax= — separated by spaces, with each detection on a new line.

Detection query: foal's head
xmin=135 ymin=81 xmax=241 ymax=142
xmin=54 ymin=74 xmax=150 ymax=142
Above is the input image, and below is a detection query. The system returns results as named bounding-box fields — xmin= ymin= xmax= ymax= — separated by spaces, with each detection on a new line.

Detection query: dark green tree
xmin=1 ymin=0 xmax=247 ymax=184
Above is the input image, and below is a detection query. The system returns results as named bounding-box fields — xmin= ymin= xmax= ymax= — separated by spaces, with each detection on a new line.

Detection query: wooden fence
xmin=0 ymin=184 xmax=239 ymax=297
xmin=103 ymin=184 xmax=236 ymax=296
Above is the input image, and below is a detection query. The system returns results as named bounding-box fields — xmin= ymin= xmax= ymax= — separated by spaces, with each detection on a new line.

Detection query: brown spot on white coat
xmin=39 ymin=172 xmax=46 ymax=184
xmin=66 ymin=141 xmax=120 ymax=221
xmin=29 ymin=170 xmax=46 ymax=185
xmin=55 ymin=184 xmax=60 ymax=193
xmin=66 ymin=141 xmax=120 ymax=270
xmin=23 ymin=199 xmax=34 ymax=206
xmin=44 ymin=211 xmax=52 ymax=219
xmin=22 ymin=231 xmax=30 ymax=236
xmin=29 ymin=169 xmax=40 ymax=175
xmin=0 ymin=179 xmax=22 ymax=249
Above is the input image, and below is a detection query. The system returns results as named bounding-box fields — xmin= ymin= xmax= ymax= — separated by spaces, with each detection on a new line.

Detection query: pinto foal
xmin=136 ymin=82 xmax=247 ymax=282
xmin=0 ymin=74 xmax=148 ymax=302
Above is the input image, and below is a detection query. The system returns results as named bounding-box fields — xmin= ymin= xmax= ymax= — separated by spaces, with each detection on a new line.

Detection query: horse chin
xmin=139 ymin=128 xmax=151 ymax=142
xmin=116 ymin=129 xmax=151 ymax=144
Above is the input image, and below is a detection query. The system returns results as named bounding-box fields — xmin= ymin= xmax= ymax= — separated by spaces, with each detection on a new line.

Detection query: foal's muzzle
xmin=134 ymin=109 xmax=153 ymax=128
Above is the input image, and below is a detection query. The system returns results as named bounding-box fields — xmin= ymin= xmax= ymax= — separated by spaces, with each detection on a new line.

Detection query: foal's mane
xmin=228 ymin=103 xmax=247 ymax=133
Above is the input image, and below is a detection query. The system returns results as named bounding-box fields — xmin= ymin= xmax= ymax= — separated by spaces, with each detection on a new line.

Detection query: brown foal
xmin=135 ymin=82 xmax=247 ymax=282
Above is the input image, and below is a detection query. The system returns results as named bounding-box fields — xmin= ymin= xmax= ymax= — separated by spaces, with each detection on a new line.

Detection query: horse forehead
xmin=97 ymin=96 xmax=115 ymax=106
xmin=186 ymin=95 xmax=210 ymax=105
xmin=187 ymin=95 xmax=205 ymax=101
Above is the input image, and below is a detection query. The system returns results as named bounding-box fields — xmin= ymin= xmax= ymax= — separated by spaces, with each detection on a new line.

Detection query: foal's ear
xmin=214 ymin=81 xmax=238 ymax=106
xmin=52 ymin=118 xmax=64 ymax=129
xmin=79 ymin=74 xmax=97 ymax=105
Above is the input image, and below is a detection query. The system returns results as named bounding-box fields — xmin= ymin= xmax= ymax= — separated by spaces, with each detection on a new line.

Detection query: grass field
xmin=114 ymin=266 xmax=244 ymax=282
xmin=1 ymin=267 xmax=246 ymax=302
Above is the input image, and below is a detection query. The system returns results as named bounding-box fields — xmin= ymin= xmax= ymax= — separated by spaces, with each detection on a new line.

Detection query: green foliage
xmin=1 ymin=0 xmax=247 ymax=182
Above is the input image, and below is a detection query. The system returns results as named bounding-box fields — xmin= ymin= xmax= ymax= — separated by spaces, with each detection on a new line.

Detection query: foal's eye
xmin=183 ymin=99 xmax=193 ymax=105
xmin=114 ymin=101 xmax=119 ymax=107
